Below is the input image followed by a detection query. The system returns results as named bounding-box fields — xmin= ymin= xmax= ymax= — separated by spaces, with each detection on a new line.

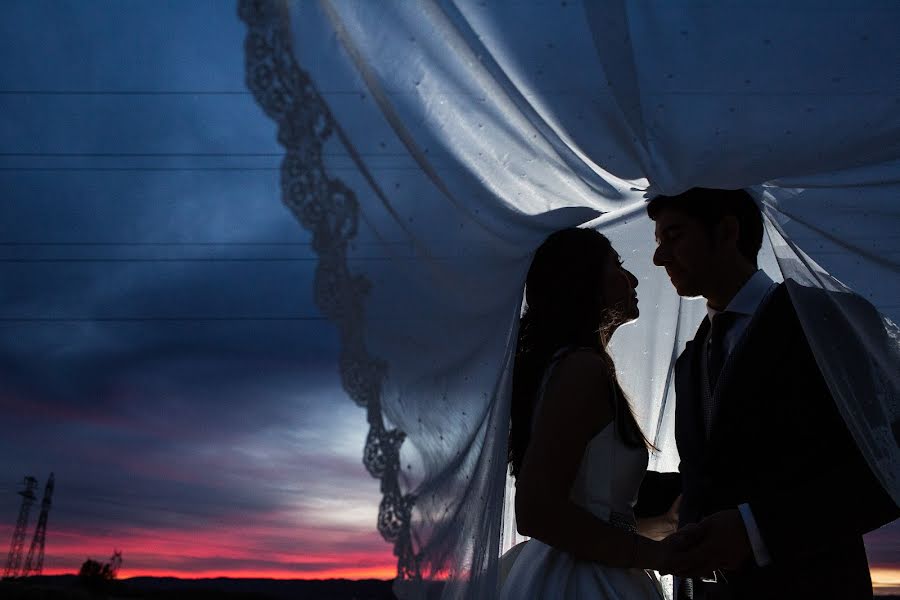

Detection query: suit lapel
xmin=706 ymin=285 xmax=788 ymax=453
xmin=675 ymin=318 xmax=711 ymax=459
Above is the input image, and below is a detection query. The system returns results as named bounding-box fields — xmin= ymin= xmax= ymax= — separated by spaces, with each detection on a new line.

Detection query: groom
xmin=646 ymin=188 xmax=898 ymax=599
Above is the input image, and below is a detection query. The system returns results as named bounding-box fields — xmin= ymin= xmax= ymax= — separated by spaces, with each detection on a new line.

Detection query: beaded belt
xmin=609 ymin=511 xmax=637 ymax=533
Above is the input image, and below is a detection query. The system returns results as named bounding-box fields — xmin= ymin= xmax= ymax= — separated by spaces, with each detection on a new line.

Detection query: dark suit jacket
xmin=673 ymin=283 xmax=898 ymax=599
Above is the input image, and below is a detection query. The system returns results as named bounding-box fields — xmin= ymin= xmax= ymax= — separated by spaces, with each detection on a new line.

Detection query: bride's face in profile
xmin=601 ymin=252 xmax=639 ymax=326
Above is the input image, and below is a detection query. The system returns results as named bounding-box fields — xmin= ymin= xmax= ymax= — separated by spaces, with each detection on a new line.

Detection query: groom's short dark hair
xmin=646 ymin=188 xmax=764 ymax=264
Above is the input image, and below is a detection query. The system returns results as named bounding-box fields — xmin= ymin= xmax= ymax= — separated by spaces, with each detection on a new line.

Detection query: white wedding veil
xmin=239 ymin=1 xmax=900 ymax=597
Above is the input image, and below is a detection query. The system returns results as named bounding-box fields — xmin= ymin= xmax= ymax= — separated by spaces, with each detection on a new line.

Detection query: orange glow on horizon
xmin=31 ymin=564 xmax=900 ymax=588
xmin=872 ymin=567 xmax=900 ymax=589
xmin=0 ymin=519 xmax=399 ymax=582
xmin=15 ymin=518 xmax=896 ymax=588
xmin=37 ymin=564 xmax=397 ymax=581
xmin=116 ymin=565 xmax=397 ymax=581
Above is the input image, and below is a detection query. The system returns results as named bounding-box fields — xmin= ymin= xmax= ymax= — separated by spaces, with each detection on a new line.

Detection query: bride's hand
xmin=658 ymin=510 xmax=753 ymax=576
xmin=662 ymin=494 xmax=682 ymax=534
xmin=637 ymin=494 xmax=681 ymax=541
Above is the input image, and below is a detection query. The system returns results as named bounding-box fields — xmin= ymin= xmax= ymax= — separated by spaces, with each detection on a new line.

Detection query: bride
xmin=500 ymin=227 xmax=682 ymax=599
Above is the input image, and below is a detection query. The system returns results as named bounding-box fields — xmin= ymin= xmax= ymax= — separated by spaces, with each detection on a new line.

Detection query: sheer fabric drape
xmin=240 ymin=1 xmax=899 ymax=598
xmin=761 ymin=185 xmax=900 ymax=498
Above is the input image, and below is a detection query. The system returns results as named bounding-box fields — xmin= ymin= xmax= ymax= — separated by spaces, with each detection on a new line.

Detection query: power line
xmin=0 ymin=257 xmax=432 ymax=263
xmin=0 ymin=152 xmax=281 ymax=157
xmin=0 ymin=241 xmax=412 ymax=247
xmin=0 ymin=242 xmax=314 ymax=246
xmin=0 ymin=315 xmax=458 ymax=323
xmin=0 ymin=166 xmax=429 ymax=172
xmin=0 ymin=89 xmax=893 ymax=97
xmin=0 ymin=317 xmax=327 ymax=323
xmin=0 ymin=256 xmax=450 ymax=265
xmin=0 ymin=167 xmax=279 ymax=172
xmin=0 ymin=89 xmax=465 ymax=97
xmin=0 ymin=258 xmax=319 ymax=263
xmin=0 ymin=151 xmax=411 ymax=157
xmin=0 ymin=90 xmax=253 ymax=96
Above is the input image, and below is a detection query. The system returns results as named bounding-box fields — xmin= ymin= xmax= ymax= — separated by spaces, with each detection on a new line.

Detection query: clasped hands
xmin=654 ymin=508 xmax=754 ymax=577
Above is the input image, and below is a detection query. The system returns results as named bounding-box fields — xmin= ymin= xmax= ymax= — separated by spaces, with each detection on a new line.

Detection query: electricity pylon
xmin=22 ymin=473 xmax=55 ymax=577
xmin=3 ymin=476 xmax=38 ymax=578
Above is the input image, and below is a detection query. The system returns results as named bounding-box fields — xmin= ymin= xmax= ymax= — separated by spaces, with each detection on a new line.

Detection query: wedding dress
xmin=499 ymin=359 xmax=665 ymax=599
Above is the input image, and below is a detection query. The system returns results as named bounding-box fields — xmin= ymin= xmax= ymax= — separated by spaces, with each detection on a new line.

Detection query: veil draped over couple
xmin=238 ymin=2 xmax=900 ymax=599
xmin=499 ymin=188 xmax=898 ymax=600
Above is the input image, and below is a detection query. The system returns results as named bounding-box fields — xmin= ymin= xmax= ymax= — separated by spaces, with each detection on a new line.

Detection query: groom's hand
xmin=654 ymin=523 xmax=704 ymax=575
xmin=666 ymin=509 xmax=753 ymax=576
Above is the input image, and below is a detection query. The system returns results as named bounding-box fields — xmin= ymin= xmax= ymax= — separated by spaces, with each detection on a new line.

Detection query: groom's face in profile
xmin=652 ymin=208 xmax=719 ymax=298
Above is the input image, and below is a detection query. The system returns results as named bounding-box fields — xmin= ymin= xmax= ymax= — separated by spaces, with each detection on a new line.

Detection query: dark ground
xmin=3 ymin=576 xmax=898 ymax=599
xmin=0 ymin=575 xmax=397 ymax=599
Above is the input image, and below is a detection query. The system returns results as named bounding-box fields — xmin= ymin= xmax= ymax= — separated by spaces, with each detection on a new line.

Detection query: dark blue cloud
xmin=0 ymin=0 xmax=387 ymax=576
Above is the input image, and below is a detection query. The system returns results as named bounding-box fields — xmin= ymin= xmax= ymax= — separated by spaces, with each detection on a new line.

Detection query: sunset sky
xmin=0 ymin=0 xmax=897 ymax=591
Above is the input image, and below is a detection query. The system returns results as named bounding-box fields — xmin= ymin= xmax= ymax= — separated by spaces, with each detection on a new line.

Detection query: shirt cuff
xmin=738 ymin=503 xmax=772 ymax=567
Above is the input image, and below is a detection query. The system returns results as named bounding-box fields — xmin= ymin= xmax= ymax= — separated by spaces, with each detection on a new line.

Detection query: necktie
xmin=707 ymin=312 xmax=736 ymax=390
xmin=704 ymin=312 xmax=736 ymax=436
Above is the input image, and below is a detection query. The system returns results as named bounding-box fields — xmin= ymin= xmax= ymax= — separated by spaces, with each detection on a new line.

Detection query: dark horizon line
xmin=6 ymin=573 xmax=395 ymax=583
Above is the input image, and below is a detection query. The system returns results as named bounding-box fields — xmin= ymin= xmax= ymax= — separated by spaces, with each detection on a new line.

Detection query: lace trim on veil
xmin=238 ymin=0 xmax=420 ymax=580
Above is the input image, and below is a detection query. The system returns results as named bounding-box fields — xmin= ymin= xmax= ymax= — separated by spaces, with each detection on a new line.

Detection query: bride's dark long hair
xmin=508 ymin=228 xmax=651 ymax=478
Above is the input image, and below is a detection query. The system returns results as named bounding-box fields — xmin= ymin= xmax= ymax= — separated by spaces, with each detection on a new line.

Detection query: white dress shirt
xmin=705 ymin=269 xmax=777 ymax=357
xmin=705 ymin=269 xmax=777 ymax=568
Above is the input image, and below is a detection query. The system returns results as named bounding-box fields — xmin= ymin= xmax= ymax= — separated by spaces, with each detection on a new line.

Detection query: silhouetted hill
xmin=0 ymin=575 xmax=396 ymax=599
xmin=4 ymin=576 xmax=898 ymax=599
